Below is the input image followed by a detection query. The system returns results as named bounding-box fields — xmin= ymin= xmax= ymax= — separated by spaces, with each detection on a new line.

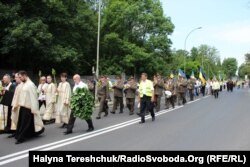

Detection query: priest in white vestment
xmin=55 ymin=73 xmax=71 ymax=128
xmin=43 ymin=75 xmax=56 ymax=124
xmin=14 ymin=71 xmax=44 ymax=144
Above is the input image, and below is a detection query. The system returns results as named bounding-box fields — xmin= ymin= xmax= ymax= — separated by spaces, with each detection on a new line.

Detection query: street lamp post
xmin=96 ymin=0 xmax=101 ymax=79
xmin=95 ymin=0 xmax=101 ymax=102
xmin=184 ymin=27 xmax=202 ymax=73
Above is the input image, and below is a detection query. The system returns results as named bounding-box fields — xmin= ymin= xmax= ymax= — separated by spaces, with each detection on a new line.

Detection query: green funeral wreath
xmin=70 ymin=87 xmax=94 ymax=120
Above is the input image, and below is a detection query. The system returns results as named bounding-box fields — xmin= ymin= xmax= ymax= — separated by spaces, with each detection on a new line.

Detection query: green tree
xmin=0 ymin=0 xmax=97 ymax=74
xmin=222 ymin=58 xmax=238 ymax=78
xmin=190 ymin=47 xmax=199 ymax=61
xmin=99 ymin=0 xmax=174 ymax=77
xmin=238 ymin=53 xmax=250 ymax=79
xmin=173 ymin=45 xmax=222 ymax=79
xmin=238 ymin=63 xmax=250 ymax=79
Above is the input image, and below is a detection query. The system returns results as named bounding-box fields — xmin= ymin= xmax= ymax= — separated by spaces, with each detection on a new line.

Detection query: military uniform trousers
xmin=188 ymin=89 xmax=194 ymax=101
xmin=126 ymin=98 xmax=135 ymax=113
xmin=98 ymin=96 xmax=108 ymax=117
xmin=112 ymin=96 xmax=124 ymax=113
xmin=154 ymin=95 xmax=162 ymax=112
xmin=165 ymin=95 xmax=175 ymax=109
xmin=177 ymin=92 xmax=186 ymax=105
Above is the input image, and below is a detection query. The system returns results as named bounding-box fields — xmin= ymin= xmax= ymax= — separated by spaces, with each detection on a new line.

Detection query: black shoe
xmin=152 ymin=117 xmax=155 ymax=122
xmin=64 ymin=131 xmax=72 ymax=135
xmin=165 ymin=107 xmax=169 ymax=109
xmin=104 ymin=113 xmax=108 ymax=117
xmin=139 ymin=121 xmax=145 ymax=124
xmin=60 ymin=123 xmax=67 ymax=128
xmin=43 ymin=119 xmax=55 ymax=125
xmin=8 ymin=134 xmax=15 ymax=138
xmin=50 ymin=118 xmax=56 ymax=124
xmin=172 ymin=106 xmax=175 ymax=109
xmin=129 ymin=112 xmax=134 ymax=115
xmin=0 ymin=130 xmax=6 ymax=134
xmin=4 ymin=127 xmax=11 ymax=134
xmin=43 ymin=120 xmax=49 ymax=124
xmin=86 ymin=127 xmax=94 ymax=132
xmin=110 ymin=111 xmax=115 ymax=114
xmin=96 ymin=116 xmax=101 ymax=119
xmin=136 ymin=113 xmax=142 ymax=116
xmin=15 ymin=139 xmax=24 ymax=144
xmin=119 ymin=111 xmax=123 ymax=114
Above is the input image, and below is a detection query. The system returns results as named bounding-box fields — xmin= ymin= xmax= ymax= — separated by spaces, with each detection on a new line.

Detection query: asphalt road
xmin=1 ymin=88 xmax=250 ymax=166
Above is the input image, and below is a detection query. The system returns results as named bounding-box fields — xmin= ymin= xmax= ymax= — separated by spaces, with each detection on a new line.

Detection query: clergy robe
xmin=0 ymin=82 xmax=16 ymax=131
xmin=11 ymin=82 xmax=23 ymax=129
xmin=37 ymin=83 xmax=48 ymax=110
xmin=14 ymin=79 xmax=44 ymax=141
xmin=55 ymin=81 xmax=71 ymax=124
xmin=43 ymin=83 xmax=56 ymax=121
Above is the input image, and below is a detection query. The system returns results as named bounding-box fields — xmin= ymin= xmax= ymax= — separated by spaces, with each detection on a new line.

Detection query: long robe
xmin=0 ymin=105 xmax=8 ymax=130
xmin=14 ymin=79 xmax=44 ymax=133
xmin=43 ymin=83 xmax=56 ymax=120
xmin=37 ymin=83 xmax=48 ymax=101
xmin=0 ymin=83 xmax=16 ymax=131
xmin=11 ymin=82 xmax=23 ymax=129
xmin=55 ymin=82 xmax=71 ymax=124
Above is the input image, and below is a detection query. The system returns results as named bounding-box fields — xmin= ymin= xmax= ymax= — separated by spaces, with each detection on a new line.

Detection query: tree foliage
xmin=222 ymin=58 xmax=238 ymax=78
xmin=0 ymin=0 xmax=97 ymax=74
xmin=0 ymin=0 xmax=174 ymax=77
xmin=99 ymin=0 xmax=174 ymax=77
xmin=171 ymin=44 xmax=222 ymax=79
xmin=238 ymin=53 xmax=250 ymax=79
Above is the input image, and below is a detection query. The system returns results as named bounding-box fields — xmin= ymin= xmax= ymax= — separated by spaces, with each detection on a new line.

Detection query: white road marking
xmin=186 ymin=98 xmax=201 ymax=104
xmin=0 ymin=96 xmax=208 ymax=166
xmin=202 ymin=95 xmax=211 ymax=99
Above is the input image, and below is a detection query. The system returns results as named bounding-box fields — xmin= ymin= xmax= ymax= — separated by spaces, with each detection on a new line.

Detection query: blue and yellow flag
xmin=199 ymin=68 xmax=206 ymax=84
xmin=170 ymin=71 xmax=174 ymax=79
xmin=178 ymin=69 xmax=186 ymax=78
xmin=190 ymin=70 xmax=195 ymax=78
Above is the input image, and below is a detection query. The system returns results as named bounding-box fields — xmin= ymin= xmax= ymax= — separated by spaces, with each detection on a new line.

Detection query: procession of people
xmin=0 ymin=69 xmax=248 ymax=144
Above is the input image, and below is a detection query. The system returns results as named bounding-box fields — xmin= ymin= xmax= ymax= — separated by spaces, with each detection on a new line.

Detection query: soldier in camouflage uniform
xmin=96 ymin=76 xmax=110 ymax=119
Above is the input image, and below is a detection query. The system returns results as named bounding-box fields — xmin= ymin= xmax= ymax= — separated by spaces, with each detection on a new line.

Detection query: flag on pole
xmin=170 ymin=71 xmax=174 ymax=79
xmin=190 ymin=70 xmax=195 ymax=78
xmin=178 ymin=69 xmax=186 ymax=78
xmin=199 ymin=68 xmax=206 ymax=84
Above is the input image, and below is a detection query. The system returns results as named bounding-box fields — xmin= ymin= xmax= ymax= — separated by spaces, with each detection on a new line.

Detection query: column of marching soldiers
xmin=0 ymin=70 xmax=240 ymax=144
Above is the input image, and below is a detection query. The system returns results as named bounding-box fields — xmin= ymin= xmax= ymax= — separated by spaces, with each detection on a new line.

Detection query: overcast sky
xmin=161 ymin=0 xmax=250 ymax=66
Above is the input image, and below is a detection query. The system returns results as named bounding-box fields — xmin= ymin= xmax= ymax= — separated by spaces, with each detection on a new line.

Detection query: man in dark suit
xmin=0 ymin=74 xmax=16 ymax=133
xmin=111 ymin=75 xmax=124 ymax=114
